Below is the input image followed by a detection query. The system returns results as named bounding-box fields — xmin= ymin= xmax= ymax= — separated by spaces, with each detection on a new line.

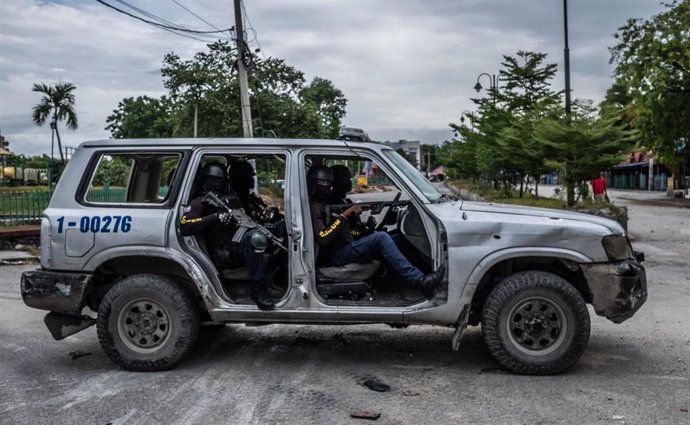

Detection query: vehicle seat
xmin=189 ymin=235 xmax=253 ymax=280
xmin=316 ymin=260 xmax=380 ymax=298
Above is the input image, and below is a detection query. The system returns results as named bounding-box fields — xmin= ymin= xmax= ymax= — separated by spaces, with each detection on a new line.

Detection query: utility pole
xmin=234 ymin=0 xmax=253 ymax=138
xmin=563 ymin=0 xmax=572 ymax=115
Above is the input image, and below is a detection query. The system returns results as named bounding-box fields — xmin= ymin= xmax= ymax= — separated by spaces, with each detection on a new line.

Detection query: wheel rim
xmin=505 ymin=295 xmax=567 ymax=356
xmin=116 ymin=297 xmax=171 ymax=354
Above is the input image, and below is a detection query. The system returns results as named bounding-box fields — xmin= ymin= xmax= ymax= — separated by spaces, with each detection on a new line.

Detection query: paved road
xmin=1 ymin=193 xmax=689 ymax=424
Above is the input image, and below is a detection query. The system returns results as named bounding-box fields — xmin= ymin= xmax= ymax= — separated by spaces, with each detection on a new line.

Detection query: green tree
xmin=31 ymin=81 xmax=78 ymax=161
xmin=494 ymin=51 xmax=562 ymax=197
xmin=534 ymin=100 xmax=635 ymax=206
xmin=105 ymin=96 xmax=174 ymax=139
xmin=299 ymin=77 xmax=347 ymax=139
xmin=609 ymin=0 xmax=690 ymax=186
xmin=447 ymin=51 xmax=561 ymax=195
xmin=156 ymin=41 xmax=347 ymax=139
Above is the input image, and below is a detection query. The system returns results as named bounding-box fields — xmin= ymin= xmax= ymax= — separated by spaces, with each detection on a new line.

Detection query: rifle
xmin=325 ymin=200 xmax=409 ymax=216
xmin=203 ymin=191 xmax=288 ymax=252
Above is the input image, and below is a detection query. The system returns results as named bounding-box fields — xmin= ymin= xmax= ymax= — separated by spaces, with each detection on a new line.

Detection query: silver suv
xmin=21 ymin=138 xmax=647 ymax=374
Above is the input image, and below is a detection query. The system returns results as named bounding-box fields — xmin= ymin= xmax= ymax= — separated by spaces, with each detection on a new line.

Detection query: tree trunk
xmin=566 ymin=183 xmax=576 ymax=207
xmin=54 ymin=125 xmax=65 ymax=162
xmin=519 ymin=173 xmax=524 ymax=198
xmin=534 ymin=175 xmax=539 ymax=198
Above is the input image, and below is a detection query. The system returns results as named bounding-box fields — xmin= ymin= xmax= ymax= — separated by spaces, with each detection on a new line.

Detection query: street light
xmin=474 ymin=72 xmax=499 ymax=104
xmin=460 ymin=109 xmax=475 ymax=130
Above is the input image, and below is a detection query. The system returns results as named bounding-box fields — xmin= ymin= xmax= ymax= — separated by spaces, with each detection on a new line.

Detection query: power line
xmin=169 ymin=0 xmax=227 ymax=35
xmin=96 ymin=0 xmax=232 ymax=35
xmin=240 ymin=0 xmax=266 ymax=60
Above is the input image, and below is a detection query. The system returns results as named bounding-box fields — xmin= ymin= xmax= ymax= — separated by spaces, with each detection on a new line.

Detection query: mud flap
xmin=44 ymin=312 xmax=96 ymax=340
xmin=451 ymin=304 xmax=470 ymax=351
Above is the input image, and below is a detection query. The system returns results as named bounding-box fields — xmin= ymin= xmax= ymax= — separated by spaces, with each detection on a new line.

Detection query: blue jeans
xmin=241 ymin=229 xmax=265 ymax=281
xmin=332 ymin=232 xmax=424 ymax=284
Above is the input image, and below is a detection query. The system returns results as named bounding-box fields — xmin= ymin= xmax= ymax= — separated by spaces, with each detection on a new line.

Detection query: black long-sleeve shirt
xmin=179 ymin=195 xmax=237 ymax=250
xmin=310 ymin=199 xmax=353 ymax=265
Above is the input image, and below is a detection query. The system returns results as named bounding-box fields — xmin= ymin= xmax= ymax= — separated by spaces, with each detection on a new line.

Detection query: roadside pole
xmin=234 ymin=0 xmax=253 ymax=139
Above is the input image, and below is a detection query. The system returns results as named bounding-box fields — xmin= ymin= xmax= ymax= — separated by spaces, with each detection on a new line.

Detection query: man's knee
xmin=244 ymin=230 xmax=268 ymax=254
xmin=370 ymin=231 xmax=394 ymax=249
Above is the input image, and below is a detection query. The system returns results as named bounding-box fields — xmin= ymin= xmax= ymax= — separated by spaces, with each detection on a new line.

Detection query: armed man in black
xmin=179 ymin=162 xmax=276 ymax=310
xmin=308 ymin=165 xmax=444 ymax=298
xmin=329 ymin=164 xmax=376 ymax=240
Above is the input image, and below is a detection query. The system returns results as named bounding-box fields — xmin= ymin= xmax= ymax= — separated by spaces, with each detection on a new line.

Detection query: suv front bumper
xmin=21 ymin=270 xmax=93 ymax=317
xmin=580 ymin=258 xmax=647 ymax=324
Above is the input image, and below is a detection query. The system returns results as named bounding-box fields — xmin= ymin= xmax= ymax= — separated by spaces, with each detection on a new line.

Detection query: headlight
xmin=601 ymin=235 xmax=633 ymax=261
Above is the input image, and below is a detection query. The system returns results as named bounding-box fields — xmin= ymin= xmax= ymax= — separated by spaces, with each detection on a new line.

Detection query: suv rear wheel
xmin=481 ymin=271 xmax=590 ymax=375
xmin=97 ymin=274 xmax=200 ymax=371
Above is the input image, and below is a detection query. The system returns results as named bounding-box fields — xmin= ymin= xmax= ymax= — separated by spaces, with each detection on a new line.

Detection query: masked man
xmin=179 ymin=161 xmax=276 ymax=310
xmin=308 ymin=165 xmax=444 ymax=299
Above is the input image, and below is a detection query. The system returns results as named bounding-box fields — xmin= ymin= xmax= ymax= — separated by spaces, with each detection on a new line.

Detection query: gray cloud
xmin=0 ymin=0 xmax=668 ymax=154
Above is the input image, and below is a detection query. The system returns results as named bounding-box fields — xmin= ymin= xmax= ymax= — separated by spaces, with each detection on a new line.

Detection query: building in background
xmin=608 ymin=152 xmax=669 ymax=191
xmin=386 ymin=140 xmax=422 ymax=170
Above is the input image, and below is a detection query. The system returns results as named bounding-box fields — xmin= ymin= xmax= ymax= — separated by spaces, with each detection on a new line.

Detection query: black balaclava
xmin=307 ymin=165 xmax=334 ymax=201
xmin=330 ymin=165 xmax=353 ymax=200
xmin=201 ymin=162 xmax=228 ymax=195
xmin=228 ymin=160 xmax=255 ymax=194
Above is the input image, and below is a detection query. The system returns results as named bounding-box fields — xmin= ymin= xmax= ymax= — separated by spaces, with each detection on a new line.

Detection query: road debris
xmin=361 ymin=378 xmax=390 ymax=392
xmin=612 ymin=415 xmax=625 ymax=421
xmin=69 ymin=350 xmax=92 ymax=360
xmin=351 ymin=410 xmax=381 ymax=420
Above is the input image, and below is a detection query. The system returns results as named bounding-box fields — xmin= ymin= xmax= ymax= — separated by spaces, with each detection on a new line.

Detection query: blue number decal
xmin=59 ymin=216 xmax=133 ymax=233
xmin=113 ymin=216 xmax=122 ymax=233
xmin=101 ymin=216 xmax=112 ymax=233
xmin=121 ymin=216 xmax=132 ymax=232
xmin=79 ymin=216 xmax=90 ymax=233
xmin=90 ymin=216 xmax=101 ymax=233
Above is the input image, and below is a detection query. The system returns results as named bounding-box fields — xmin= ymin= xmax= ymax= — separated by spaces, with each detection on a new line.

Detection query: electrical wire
xmin=169 ymin=0 xmax=228 ymax=35
xmin=96 ymin=0 xmax=232 ymax=35
xmin=240 ymin=0 xmax=266 ymax=60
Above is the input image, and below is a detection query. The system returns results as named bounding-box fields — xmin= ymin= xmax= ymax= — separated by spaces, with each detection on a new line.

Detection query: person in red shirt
xmin=591 ymin=175 xmax=608 ymax=201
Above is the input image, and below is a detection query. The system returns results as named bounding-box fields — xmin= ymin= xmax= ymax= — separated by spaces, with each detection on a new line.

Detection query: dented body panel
xmin=581 ymin=260 xmax=647 ymax=323
xmin=21 ymin=270 xmax=93 ymax=316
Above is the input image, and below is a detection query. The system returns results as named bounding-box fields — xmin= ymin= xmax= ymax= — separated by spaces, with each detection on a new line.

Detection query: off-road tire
xmin=482 ymin=271 xmax=590 ymax=375
xmin=97 ymin=274 xmax=200 ymax=371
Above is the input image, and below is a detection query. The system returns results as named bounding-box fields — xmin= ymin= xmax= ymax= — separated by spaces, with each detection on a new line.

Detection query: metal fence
xmin=0 ymin=188 xmax=128 ymax=226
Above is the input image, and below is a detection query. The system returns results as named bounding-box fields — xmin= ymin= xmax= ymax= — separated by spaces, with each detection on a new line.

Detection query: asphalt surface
xmin=1 ymin=188 xmax=689 ymax=425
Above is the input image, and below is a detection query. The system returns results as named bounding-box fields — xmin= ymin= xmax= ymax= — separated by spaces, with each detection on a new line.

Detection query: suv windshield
xmin=382 ymin=149 xmax=445 ymax=202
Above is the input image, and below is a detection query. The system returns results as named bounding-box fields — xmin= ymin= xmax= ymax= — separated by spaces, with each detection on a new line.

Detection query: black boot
xmin=250 ymin=281 xmax=276 ymax=311
xmin=415 ymin=264 xmax=446 ymax=299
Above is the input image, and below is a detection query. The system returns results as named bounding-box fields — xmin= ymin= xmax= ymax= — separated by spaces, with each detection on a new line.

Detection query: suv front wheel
xmin=97 ymin=274 xmax=200 ymax=371
xmin=481 ymin=271 xmax=590 ymax=375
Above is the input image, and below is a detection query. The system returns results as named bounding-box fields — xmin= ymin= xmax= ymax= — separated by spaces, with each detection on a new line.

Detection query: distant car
xmin=21 ymin=138 xmax=647 ymax=374
xmin=338 ymin=126 xmax=370 ymax=142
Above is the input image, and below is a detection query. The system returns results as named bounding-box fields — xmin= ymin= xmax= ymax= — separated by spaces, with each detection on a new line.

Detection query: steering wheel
xmin=374 ymin=192 xmax=403 ymax=231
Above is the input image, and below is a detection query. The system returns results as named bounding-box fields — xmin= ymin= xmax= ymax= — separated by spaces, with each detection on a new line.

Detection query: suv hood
xmin=457 ymin=201 xmax=625 ymax=234
xmin=427 ymin=200 xmax=624 ymax=262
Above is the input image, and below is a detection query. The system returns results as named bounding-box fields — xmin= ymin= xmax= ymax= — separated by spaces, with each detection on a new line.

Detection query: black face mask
xmin=311 ymin=181 xmax=332 ymax=201
xmin=315 ymin=185 xmax=332 ymax=200
xmin=204 ymin=177 xmax=227 ymax=195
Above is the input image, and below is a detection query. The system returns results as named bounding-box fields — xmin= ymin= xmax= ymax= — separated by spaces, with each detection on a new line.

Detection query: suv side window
xmin=84 ymin=152 xmax=182 ymax=205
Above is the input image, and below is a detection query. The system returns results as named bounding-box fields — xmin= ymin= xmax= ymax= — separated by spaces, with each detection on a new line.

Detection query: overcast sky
xmin=0 ymin=0 xmax=665 ymax=156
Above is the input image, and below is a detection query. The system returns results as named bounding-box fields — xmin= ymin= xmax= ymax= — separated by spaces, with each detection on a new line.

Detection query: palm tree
xmin=32 ymin=82 xmax=78 ymax=161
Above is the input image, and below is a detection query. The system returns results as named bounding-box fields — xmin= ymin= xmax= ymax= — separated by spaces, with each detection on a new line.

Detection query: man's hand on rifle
xmin=342 ymin=204 xmax=363 ymax=218
xmin=217 ymin=212 xmax=234 ymax=225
